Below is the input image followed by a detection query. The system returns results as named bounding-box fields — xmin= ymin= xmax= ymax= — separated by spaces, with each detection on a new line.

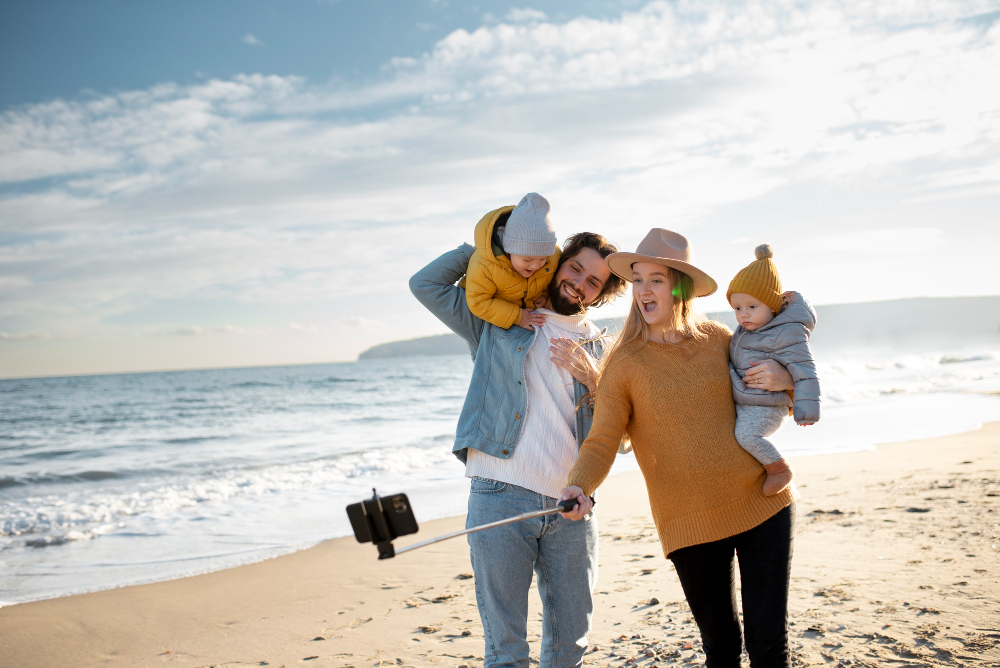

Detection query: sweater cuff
xmin=568 ymin=475 xmax=600 ymax=498
xmin=567 ymin=457 xmax=611 ymax=497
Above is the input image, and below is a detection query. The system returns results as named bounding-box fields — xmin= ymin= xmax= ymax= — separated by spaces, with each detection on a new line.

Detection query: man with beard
xmin=410 ymin=210 xmax=627 ymax=668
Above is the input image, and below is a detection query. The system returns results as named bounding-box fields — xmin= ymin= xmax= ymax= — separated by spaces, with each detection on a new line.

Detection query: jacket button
xmin=502 ymin=449 xmax=509 ymax=455
xmin=514 ymin=413 xmax=521 ymax=420
xmin=517 ymin=346 xmax=523 ymax=351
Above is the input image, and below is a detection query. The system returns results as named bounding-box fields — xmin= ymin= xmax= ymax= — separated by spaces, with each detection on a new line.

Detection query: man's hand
xmin=558 ymin=485 xmax=593 ymax=520
xmin=743 ymin=359 xmax=793 ymax=391
xmin=549 ymin=337 xmax=598 ymax=387
xmin=518 ymin=309 xmax=546 ymax=330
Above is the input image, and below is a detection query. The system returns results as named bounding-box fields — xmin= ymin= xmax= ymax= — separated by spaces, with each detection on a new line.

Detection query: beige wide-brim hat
xmin=606 ymin=228 xmax=718 ymax=297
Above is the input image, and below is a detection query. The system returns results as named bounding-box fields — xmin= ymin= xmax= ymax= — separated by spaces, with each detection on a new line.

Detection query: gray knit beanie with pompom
xmin=502 ymin=193 xmax=557 ymax=257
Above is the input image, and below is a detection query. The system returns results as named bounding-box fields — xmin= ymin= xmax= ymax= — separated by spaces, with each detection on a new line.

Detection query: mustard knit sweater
xmin=568 ymin=321 xmax=794 ymax=556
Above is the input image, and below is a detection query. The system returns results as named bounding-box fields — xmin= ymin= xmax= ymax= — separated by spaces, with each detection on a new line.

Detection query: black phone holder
xmin=346 ymin=488 xmax=419 ymax=559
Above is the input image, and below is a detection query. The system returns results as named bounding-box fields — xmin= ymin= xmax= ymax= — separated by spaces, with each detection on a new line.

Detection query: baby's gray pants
xmin=734 ymin=404 xmax=788 ymax=465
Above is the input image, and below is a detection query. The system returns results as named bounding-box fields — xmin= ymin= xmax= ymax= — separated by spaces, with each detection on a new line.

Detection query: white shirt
xmin=465 ymin=309 xmax=600 ymax=498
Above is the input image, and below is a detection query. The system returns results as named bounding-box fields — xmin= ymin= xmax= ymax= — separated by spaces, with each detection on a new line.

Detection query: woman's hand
xmin=549 ymin=337 xmax=599 ymax=388
xmin=743 ymin=359 xmax=793 ymax=391
xmin=559 ymin=485 xmax=592 ymax=520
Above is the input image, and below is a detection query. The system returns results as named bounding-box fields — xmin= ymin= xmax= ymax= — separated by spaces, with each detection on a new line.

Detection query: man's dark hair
xmin=557 ymin=232 xmax=627 ymax=308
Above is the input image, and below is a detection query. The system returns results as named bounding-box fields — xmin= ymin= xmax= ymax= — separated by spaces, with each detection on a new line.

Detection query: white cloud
xmin=290 ymin=322 xmax=334 ymax=334
xmin=0 ymin=331 xmax=51 ymax=341
xmin=1 ymin=0 xmax=999 ymax=372
xmin=506 ymin=8 xmax=548 ymax=23
xmin=342 ymin=316 xmax=381 ymax=328
xmin=288 ymin=315 xmax=385 ymax=335
xmin=169 ymin=325 xmax=206 ymax=336
xmin=166 ymin=325 xmax=247 ymax=336
xmin=812 ymin=228 xmax=946 ymax=256
xmin=242 ymin=33 xmax=264 ymax=47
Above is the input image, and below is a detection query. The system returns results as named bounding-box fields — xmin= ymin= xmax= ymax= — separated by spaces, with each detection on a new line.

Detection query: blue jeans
xmin=466 ymin=477 xmax=598 ymax=668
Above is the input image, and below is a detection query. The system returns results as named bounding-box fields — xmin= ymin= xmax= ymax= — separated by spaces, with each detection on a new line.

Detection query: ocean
xmin=3 ymin=341 xmax=1000 ymax=606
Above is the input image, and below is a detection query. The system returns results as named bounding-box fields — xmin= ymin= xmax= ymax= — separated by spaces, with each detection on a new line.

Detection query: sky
xmin=1 ymin=0 xmax=999 ymax=378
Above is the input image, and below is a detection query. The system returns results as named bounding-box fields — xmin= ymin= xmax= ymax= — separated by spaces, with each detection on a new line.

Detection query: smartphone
xmin=346 ymin=492 xmax=418 ymax=544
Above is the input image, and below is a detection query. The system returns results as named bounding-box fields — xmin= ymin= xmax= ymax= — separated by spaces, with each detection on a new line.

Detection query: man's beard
xmin=548 ymin=279 xmax=587 ymax=316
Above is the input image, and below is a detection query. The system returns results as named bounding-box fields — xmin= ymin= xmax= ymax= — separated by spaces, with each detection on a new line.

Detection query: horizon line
xmin=2 ymin=294 xmax=997 ymax=382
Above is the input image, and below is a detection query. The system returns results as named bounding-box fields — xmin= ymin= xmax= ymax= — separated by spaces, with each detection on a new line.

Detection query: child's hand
xmin=518 ymin=309 xmax=546 ymax=330
xmin=532 ymin=293 xmax=550 ymax=310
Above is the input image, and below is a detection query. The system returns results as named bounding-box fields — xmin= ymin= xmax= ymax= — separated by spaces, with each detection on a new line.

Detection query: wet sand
xmin=2 ymin=423 xmax=998 ymax=667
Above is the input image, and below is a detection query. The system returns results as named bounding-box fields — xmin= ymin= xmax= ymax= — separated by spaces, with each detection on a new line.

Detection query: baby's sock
xmin=762 ymin=459 xmax=794 ymax=496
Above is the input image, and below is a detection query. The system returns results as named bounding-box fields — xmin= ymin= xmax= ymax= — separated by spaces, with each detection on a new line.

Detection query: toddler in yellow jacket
xmin=464 ymin=193 xmax=560 ymax=330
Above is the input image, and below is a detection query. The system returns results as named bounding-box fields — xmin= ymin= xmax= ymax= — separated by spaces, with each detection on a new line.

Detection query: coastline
xmin=2 ymin=423 xmax=999 ymax=667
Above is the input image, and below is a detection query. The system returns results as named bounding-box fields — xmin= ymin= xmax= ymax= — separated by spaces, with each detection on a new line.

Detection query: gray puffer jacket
xmin=729 ymin=291 xmax=821 ymax=424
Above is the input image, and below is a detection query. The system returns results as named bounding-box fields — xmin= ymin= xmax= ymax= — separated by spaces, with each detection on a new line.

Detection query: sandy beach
xmin=2 ymin=423 xmax=998 ymax=667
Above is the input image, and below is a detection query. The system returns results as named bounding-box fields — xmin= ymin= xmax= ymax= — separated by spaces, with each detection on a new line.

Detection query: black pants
xmin=669 ymin=504 xmax=794 ymax=668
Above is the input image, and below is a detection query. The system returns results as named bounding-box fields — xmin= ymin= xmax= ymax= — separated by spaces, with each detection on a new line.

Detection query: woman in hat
xmin=558 ymin=229 xmax=797 ymax=667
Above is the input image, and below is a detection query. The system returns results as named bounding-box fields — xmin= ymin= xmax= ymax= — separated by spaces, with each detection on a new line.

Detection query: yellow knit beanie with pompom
xmin=727 ymin=244 xmax=783 ymax=313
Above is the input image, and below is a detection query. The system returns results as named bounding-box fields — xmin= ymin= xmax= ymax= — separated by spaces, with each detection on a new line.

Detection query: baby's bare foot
xmin=762 ymin=459 xmax=793 ymax=496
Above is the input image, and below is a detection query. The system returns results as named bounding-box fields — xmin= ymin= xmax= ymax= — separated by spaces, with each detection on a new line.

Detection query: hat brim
xmin=606 ymin=252 xmax=718 ymax=298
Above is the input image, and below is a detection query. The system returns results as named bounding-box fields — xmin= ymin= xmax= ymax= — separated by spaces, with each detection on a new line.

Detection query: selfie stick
xmin=394 ymin=498 xmax=580 ymax=556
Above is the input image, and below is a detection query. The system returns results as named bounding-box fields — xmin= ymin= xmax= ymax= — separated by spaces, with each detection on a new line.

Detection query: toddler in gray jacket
xmin=727 ymin=244 xmax=821 ymax=496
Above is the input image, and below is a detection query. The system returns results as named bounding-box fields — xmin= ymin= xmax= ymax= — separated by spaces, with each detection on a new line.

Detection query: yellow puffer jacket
xmin=462 ymin=205 xmax=560 ymax=329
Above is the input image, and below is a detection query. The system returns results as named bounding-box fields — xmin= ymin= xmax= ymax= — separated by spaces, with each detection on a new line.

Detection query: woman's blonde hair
xmin=596 ymin=265 xmax=709 ymax=380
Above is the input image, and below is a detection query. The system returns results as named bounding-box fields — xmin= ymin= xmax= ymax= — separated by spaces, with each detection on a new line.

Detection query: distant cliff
xmin=358 ymin=318 xmax=624 ymax=360
xmin=357 ymin=333 xmax=473 ymax=360
xmin=358 ymin=296 xmax=1000 ymax=360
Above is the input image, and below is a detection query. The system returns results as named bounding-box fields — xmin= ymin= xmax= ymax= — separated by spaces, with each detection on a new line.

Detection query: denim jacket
xmin=409 ymin=244 xmax=606 ymax=463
